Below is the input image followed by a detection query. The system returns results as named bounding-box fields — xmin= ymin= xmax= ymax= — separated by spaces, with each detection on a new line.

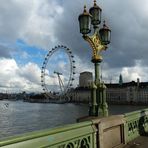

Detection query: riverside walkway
xmin=0 ymin=108 xmax=148 ymax=148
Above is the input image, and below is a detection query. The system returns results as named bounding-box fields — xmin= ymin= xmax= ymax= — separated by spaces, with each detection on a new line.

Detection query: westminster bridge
xmin=0 ymin=108 xmax=148 ymax=148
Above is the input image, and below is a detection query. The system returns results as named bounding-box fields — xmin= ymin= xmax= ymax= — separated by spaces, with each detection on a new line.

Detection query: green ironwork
xmin=101 ymin=82 xmax=108 ymax=117
xmin=124 ymin=108 xmax=148 ymax=143
xmin=78 ymin=1 xmax=111 ymax=117
xmin=0 ymin=121 xmax=97 ymax=148
xmin=89 ymin=82 xmax=97 ymax=116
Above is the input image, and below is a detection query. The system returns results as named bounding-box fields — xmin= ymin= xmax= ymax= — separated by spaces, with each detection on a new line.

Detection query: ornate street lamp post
xmin=78 ymin=0 xmax=111 ymax=117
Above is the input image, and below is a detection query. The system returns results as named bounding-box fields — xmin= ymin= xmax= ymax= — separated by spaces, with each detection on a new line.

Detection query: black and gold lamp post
xmin=78 ymin=0 xmax=111 ymax=117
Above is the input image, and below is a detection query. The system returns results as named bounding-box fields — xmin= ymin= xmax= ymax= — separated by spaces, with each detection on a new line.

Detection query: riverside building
xmin=70 ymin=72 xmax=148 ymax=104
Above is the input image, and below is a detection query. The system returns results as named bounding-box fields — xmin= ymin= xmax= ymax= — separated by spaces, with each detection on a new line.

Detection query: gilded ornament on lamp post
xmin=78 ymin=0 xmax=111 ymax=117
xmin=83 ymin=30 xmax=107 ymax=63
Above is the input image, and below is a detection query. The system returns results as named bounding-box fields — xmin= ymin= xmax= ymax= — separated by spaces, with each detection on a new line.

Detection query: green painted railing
xmin=124 ymin=108 xmax=148 ymax=143
xmin=0 ymin=121 xmax=97 ymax=148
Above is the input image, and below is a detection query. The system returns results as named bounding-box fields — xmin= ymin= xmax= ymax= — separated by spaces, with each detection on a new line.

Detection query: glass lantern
xmin=89 ymin=0 xmax=102 ymax=26
xmin=99 ymin=21 xmax=111 ymax=45
xmin=78 ymin=6 xmax=91 ymax=35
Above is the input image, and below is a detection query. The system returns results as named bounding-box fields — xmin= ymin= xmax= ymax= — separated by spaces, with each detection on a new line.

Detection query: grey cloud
xmin=0 ymin=0 xmax=33 ymax=59
xmin=0 ymin=0 xmax=148 ymax=69
xmin=0 ymin=45 xmax=12 ymax=58
xmin=101 ymin=0 xmax=148 ymax=68
xmin=1 ymin=0 xmax=148 ymax=88
xmin=0 ymin=0 xmax=31 ymax=42
xmin=54 ymin=0 xmax=148 ymax=69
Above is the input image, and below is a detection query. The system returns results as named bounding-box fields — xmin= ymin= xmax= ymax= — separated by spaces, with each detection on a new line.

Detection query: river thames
xmin=0 ymin=100 xmax=147 ymax=139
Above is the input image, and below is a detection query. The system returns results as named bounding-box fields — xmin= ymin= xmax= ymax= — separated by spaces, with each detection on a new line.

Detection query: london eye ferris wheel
xmin=41 ymin=45 xmax=76 ymax=99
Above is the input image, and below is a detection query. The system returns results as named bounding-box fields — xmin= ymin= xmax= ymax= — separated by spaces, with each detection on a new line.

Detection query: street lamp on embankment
xmin=78 ymin=0 xmax=111 ymax=117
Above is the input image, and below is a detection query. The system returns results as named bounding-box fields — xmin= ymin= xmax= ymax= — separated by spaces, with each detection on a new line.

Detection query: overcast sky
xmin=0 ymin=0 xmax=148 ymax=93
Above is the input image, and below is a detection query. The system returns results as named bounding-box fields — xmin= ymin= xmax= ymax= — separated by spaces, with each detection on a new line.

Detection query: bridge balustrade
xmin=124 ymin=108 xmax=148 ymax=143
xmin=1 ymin=108 xmax=148 ymax=148
xmin=0 ymin=121 xmax=97 ymax=148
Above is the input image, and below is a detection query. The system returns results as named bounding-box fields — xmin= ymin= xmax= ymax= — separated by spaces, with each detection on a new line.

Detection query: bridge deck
xmin=124 ymin=136 xmax=148 ymax=148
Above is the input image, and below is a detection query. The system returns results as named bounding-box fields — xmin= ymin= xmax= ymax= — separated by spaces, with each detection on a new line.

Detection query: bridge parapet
xmin=124 ymin=108 xmax=148 ymax=143
xmin=0 ymin=121 xmax=97 ymax=148
xmin=1 ymin=108 xmax=148 ymax=148
xmin=78 ymin=115 xmax=125 ymax=148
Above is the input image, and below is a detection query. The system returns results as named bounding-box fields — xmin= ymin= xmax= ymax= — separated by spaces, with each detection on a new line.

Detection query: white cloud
xmin=120 ymin=61 xmax=148 ymax=83
xmin=0 ymin=57 xmax=71 ymax=93
xmin=0 ymin=58 xmax=42 ymax=92
xmin=0 ymin=0 xmax=64 ymax=49
xmin=101 ymin=60 xmax=148 ymax=83
xmin=19 ymin=62 xmax=41 ymax=84
xmin=19 ymin=0 xmax=64 ymax=48
xmin=1 ymin=0 xmax=148 ymax=92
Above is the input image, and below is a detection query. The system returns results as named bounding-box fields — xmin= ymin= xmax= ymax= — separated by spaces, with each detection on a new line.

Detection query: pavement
xmin=124 ymin=136 xmax=148 ymax=148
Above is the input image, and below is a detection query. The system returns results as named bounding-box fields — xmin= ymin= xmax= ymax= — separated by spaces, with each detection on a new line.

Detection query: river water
xmin=0 ymin=100 xmax=147 ymax=140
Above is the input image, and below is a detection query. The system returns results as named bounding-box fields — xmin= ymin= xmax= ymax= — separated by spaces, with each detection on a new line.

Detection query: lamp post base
xmin=97 ymin=104 xmax=103 ymax=116
xmin=101 ymin=103 xmax=109 ymax=117
xmin=89 ymin=105 xmax=98 ymax=116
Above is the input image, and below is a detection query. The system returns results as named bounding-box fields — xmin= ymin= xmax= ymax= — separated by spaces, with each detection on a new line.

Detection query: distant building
xmin=70 ymin=73 xmax=148 ymax=104
xmin=69 ymin=87 xmax=91 ymax=103
xmin=79 ymin=71 xmax=93 ymax=87
xmin=106 ymin=79 xmax=148 ymax=104
xmin=69 ymin=72 xmax=92 ymax=102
